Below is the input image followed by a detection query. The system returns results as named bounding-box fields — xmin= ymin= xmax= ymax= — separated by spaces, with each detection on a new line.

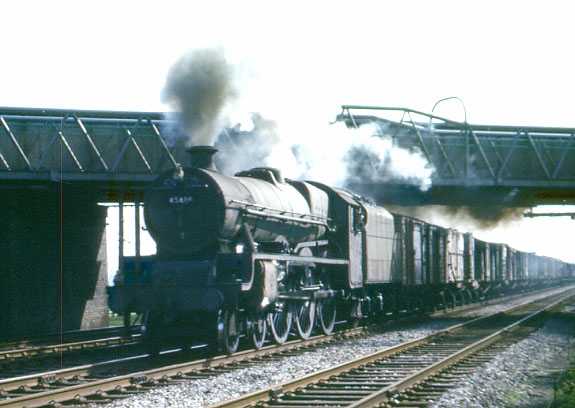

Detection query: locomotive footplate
xmin=107 ymin=284 xmax=239 ymax=314
xmin=108 ymin=258 xmax=244 ymax=315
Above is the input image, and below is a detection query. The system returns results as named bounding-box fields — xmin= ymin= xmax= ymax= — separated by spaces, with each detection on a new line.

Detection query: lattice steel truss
xmin=0 ymin=107 xmax=179 ymax=184
xmin=338 ymin=105 xmax=575 ymax=189
xmin=3 ymin=106 xmax=575 ymax=191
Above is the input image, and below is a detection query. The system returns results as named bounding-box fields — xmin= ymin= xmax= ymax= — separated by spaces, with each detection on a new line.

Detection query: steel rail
xmin=0 ymin=324 xmax=141 ymax=347
xmin=347 ymin=294 xmax=570 ymax=407
xmin=0 ymin=286 xmax=553 ymax=382
xmin=0 ymin=336 xmax=140 ymax=362
xmin=0 ymin=326 xmax=130 ymax=351
xmin=0 ymin=327 xmax=141 ymax=362
xmin=0 ymin=285 xmax=569 ymax=407
xmin=0 ymin=327 xmax=368 ymax=407
xmin=210 ymin=288 xmax=575 ymax=408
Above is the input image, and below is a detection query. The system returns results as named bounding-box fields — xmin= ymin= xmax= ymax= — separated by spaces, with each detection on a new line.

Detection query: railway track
xmin=211 ymin=289 xmax=574 ymax=408
xmin=0 ymin=325 xmax=140 ymax=352
xmin=0 ymin=286 xmax=571 ymax=408
xmin=0 ymin=326 xmax=368 ymax=407
xmin=0 ymin=333 xmax=140 ymax=365
xmin=0 ymin=326 xmax=141 ymax=362
xmin=0 ymin=284 xmax=557 ymax=369
xmin=0 ymin=326 xmax=143 ymax=382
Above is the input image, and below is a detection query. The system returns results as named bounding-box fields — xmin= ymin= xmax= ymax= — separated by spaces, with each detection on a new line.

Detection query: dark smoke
xmin=440 ymin=206 xmax=527 ymax=229
xmin=387 ymin=205 xmax=528 ymax=230
xmin=162 ymin=48 xmax=236 ymax=146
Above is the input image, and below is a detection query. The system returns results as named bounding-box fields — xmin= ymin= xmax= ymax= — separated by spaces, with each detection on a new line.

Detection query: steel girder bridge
xmin=0 ymin=107 xmax=180 ymax=200
xmin=337 ymin=105 xmax=575 ymax=206
xmin=1 ymin=106 xmax=574 ymax=205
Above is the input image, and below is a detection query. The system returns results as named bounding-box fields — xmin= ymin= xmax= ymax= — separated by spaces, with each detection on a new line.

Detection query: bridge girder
xmin=1 ymin=106 xmax=575 ymax=206
xmin=339 ymin=106 xmax=575 ymax=206
xmin=0 ymin=107 xmax=179 ymax=187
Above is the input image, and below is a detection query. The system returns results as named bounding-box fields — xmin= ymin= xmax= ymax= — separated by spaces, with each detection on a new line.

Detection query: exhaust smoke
xmin=162 ymin=47 xmax=434 ymax=192
xmin=162 ymin=47 xmax=520 ymax=230
xmin=162 ymin=48 xmax=236 ymax=147
xmin=215 ymin=119 xmax=434 ymax=191
xmin=388 ymin=204 xmax=528 ymax=230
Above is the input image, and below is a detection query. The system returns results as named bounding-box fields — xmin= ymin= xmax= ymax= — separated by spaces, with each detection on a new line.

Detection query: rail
xmin=0 ymin=286 xmax=570 ymax=407
xmin=0 ymin=326 xmax=141 ymax=362
xmin=0 ymin=326 xmax=368 ymax=407
xmin=211 ymin=289 xmax=574 ymax=408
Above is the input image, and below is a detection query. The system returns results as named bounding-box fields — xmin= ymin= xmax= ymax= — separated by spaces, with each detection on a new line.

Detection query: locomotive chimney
xmin=186 ymin=145 xmax=218 ymax=171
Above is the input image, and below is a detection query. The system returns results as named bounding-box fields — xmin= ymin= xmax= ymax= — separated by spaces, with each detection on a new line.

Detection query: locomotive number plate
xmin=169 ymin=196 xmax=193 ymax=204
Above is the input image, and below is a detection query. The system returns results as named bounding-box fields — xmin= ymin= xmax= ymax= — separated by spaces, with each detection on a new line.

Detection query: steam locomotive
xmin=108 ymin=146 xmax=574 ymax=354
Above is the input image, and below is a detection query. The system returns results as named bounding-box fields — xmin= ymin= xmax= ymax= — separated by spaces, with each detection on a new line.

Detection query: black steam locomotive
xmin=108 ymin=146 xmax=574 ymax=353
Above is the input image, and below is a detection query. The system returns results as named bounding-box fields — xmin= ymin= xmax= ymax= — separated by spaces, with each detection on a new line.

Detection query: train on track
xmin=108 ymin=146 xmax=575 ymax=354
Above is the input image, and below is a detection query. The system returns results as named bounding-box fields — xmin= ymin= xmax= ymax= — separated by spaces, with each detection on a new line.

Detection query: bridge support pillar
xmin=0 ymin=188 xmax=109 ymax=339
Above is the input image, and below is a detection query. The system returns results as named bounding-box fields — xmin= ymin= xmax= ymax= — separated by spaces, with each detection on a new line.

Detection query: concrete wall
xmin=0 ymin=187 xmax=109 ymax=339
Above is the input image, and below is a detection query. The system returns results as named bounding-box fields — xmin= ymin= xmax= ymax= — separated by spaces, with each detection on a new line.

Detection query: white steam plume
xmin=161 ymin=47 xmax=433 ymax=191
xmin=215 ymin=118 xmax=434 ymax=191
xmin=215 ymin=113 xmax=280 ymax=175
xmin=162 ymin=48 xmax=236 ymax=146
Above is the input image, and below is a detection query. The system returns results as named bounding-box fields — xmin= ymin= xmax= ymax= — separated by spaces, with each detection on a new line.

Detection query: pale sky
xmin=1 ymin=1 xmax=574 ymax=276
xmin=3 ymin=1 xmax=575 ymax=125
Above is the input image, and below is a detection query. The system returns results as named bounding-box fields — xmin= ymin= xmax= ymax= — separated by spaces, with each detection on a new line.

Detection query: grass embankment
xmin=553 ymin=366 xmax=575 ymax=407
xmin=549 ymin=311 xmax=575 ymax=407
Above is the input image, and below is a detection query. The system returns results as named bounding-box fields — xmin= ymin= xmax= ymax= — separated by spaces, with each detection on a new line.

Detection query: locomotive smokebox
xmin=186 ymin=145 xmax=218 ymax=171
